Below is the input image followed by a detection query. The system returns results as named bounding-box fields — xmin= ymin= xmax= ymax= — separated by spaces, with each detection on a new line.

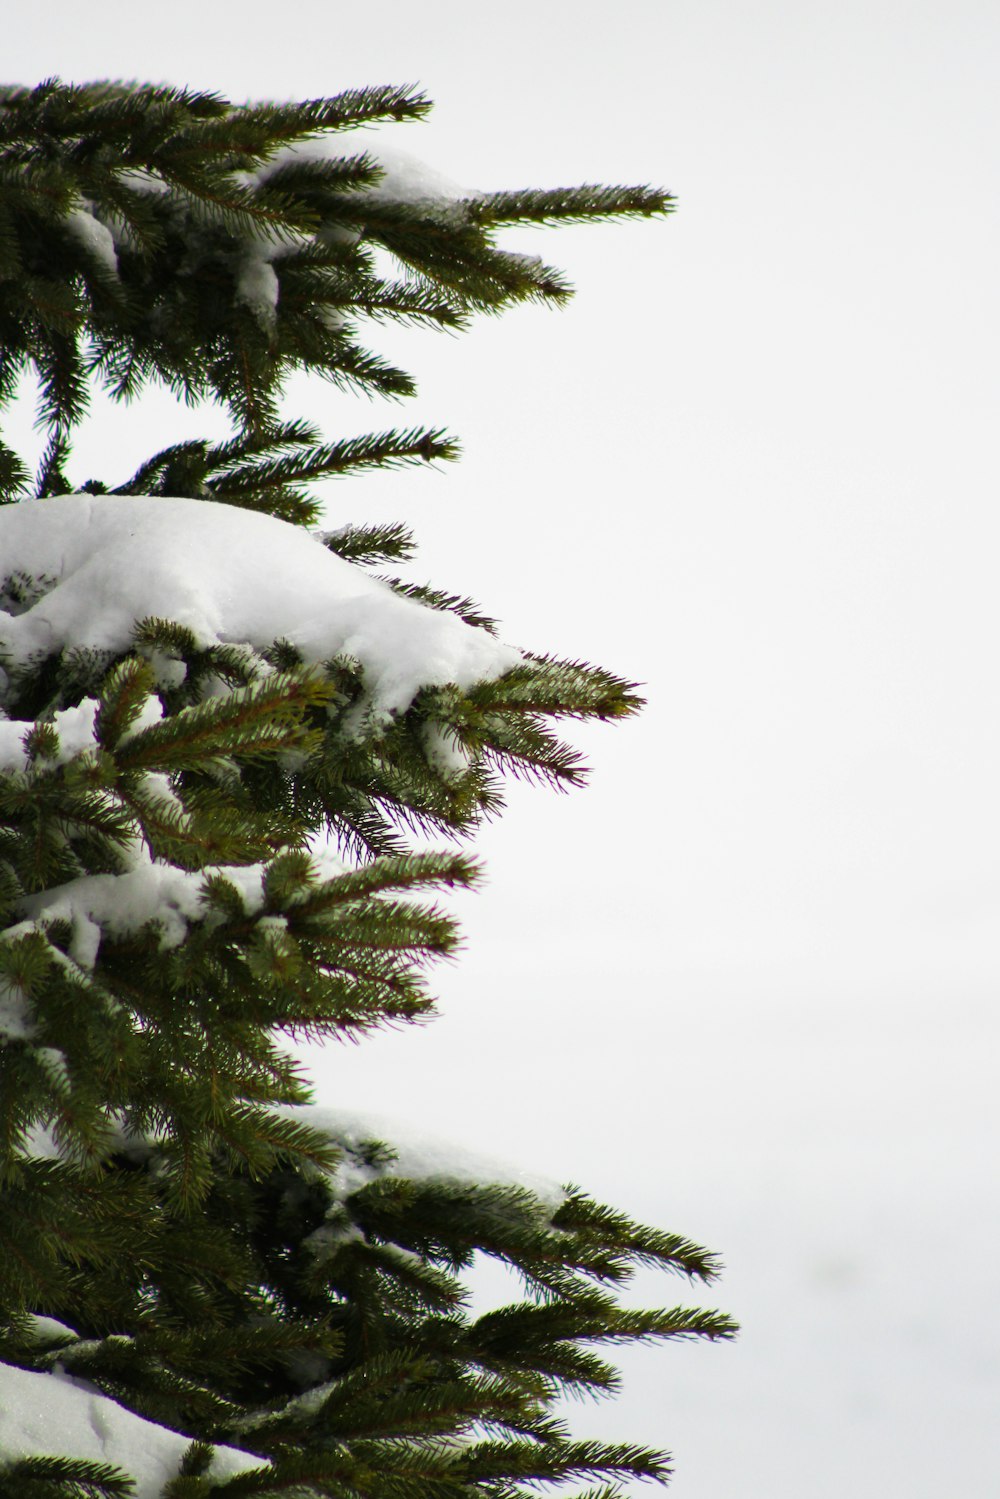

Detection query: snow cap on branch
xmin=0 ymin=1362 xmax=264 ymax=1498
xmin=0 ymin=494 xmax=520 ymax=719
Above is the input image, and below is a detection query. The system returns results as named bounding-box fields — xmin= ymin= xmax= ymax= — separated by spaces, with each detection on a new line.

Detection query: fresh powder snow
xmin=0 ymin=698 xmax=101 ymax=773
xmin=64 ymin=202 xmax=120 ymax=277
xmin=0 ymin=1362 xmax=264 ymax=1498
xmin=0 ymin=493 xmax=520 ymax=719
xmin=15 ymin=854 xmax=267 ymax=969
xmin=274 ymin=1101 xmax=564 ymax=1210
xmin=256 ymin=137 xmax=469 ymax=207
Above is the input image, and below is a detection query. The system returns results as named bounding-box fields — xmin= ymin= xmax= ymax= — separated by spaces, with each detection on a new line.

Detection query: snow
xmin=0 ymin=495 xmax=520 ymax=721
xmin=0 ymin=980 xmax=34 ymax=1041
xmin=0 ymin=698 xmax=100 ymax=772
xmin=15 ymin=852 xmax=266 ymax=966
xmin=235 ymin=251 xmax=280 ymax=326
xmin=0 ymin=721 xmax=29 ymax=771
xmin=362 ymin=142 xmax=469 ymax=205
xmin=144 ymin=650 xmax=187 ymax=690
xmin=137 ymin=771 xmax=181 ymax=811
xmin=21 ymin=1123 xmax=59 ymax=1159
xmin=423 ymin=722 xmax=473 ymax=780
xmin=118 ymin=693 xmax=163 ymax=742
xmin=64 ymin=203 xmax=119 ymax=277
xmin=28 ymin=1315 xmax=77 ymax=1343
xmin=0 ymin=1362 xmax=264 ymax=1498
xmin=215 ymin=861 xmax=272 ymax=913
xmin=256 ymin=137 xmax=468 ymax=208
xmin=276 ymin=1101 xmax=564 ymax=1209
xmin=117 ymin=169 xmax=169 ymax=197
xmin=67 ymin=911 xmax=102 ymax=971
xmin=64 ymin=138 xmax=471 ymax=331
xmin=34 ymin=1045 xmax=68 ymax=1087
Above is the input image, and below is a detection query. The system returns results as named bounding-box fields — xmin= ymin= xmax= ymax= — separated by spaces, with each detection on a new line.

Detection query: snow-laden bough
xmin=0 ymin=493 xmax=520 ymax=720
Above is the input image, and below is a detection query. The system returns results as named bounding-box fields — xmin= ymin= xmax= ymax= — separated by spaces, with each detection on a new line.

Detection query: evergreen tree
xmin=0 ymin=80 xmax=735 ymax=1497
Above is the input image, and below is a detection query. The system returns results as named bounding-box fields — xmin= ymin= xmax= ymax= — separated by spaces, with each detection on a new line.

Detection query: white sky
xmin=5 ymin=3 xmax=1000 ymax=1495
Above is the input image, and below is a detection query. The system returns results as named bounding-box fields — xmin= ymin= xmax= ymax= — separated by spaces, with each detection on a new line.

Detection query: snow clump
xmin=0 ymin=494 xmax=520 ymax=720
xmin=15 ymin=854 xmax=267 ymax=967
xmin=275 ymin=1101 xmax=564 ymax=1210
xmin=0 ymin=1362 xmax=264 ymax=1499
xmin=0 ymin=698 xmax=100 ymax=773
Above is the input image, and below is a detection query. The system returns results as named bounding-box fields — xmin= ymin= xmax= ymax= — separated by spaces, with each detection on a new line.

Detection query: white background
xmin=6 ymin=3 xmax=1000 ymax=1494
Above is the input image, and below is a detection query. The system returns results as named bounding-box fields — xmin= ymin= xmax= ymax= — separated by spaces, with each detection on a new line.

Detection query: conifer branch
xmin=115 ymin=670 xmax=332 ymax=773
xmin=466 ymin=183 xmax=675 ymax=227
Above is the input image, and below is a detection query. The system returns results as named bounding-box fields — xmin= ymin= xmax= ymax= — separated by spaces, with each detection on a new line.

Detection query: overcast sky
xmin=6 ymin=4 xmax=1000 ymax=1495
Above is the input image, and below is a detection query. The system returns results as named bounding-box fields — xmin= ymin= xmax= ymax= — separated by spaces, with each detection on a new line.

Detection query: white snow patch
xmin=138 ymin=771 xmax=183 ymax=811
xmin=236 ymin=252 xmax=280 ymax=328
xmin=143 ymin=649 xmax=187 ymax=690
xmin=117 ymin=169 xmax=169 ymax=196
xmin=22 ymin=1122 xmax=60 ymax=1158
xmin=0 ymin=495 xmax=520 ymax=721
xmin=0 ymin=698 xmax=100 ymax=773
xmin=362 ymin=141 xmax=470 ymax=207
xmin=11 ymin=853 xmax=267 ymax=968
xmin=0 ymin=981 xmax=35 ymax=1041
xmin=48 ymin=699 xmax=101 ymax=760
xmin=65 ymin=204 xmax=119 ymax=277
xmin=28 ymin=1315 xmax=78 ymax=1343
xmin=257 ymin=137 xmax=468 ymax=208
xmin=213 ymin=862 xmax=267 ymax=914
xmin=424 ymin=722 xmax=472 ymax=780
xmin=0 ymin=1362 xmax=264 ymax=1498
xmin=0 ymin=720 xmax=30 ymax=773
xmin=275 ymin=1102 xmax=564 ymax=1208
xmin=35 ymin=1046 xmax=69 ymax=1088
xmin=119 ymin=693 xmax=163 ymax=743
xmin=18 ymin=863 xmax=209 ymax=954
xmin=255 ymin=914 xmax=288 ymax=934
xmin=68 ymin=911 xmax=102 ymax=970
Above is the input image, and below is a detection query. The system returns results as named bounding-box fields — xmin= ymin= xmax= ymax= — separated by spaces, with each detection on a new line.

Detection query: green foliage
xmin=0 ymin=77 xmax=670 ymax=501
xmin=0 ymin=1455 xmax=133 ymax=1498
xmin=0 ymin=78 xmax=727 ymax=1499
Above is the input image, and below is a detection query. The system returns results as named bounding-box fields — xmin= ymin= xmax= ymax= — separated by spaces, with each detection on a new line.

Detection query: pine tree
xmin=0 ymin=80 xmax=735 ymax=1497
